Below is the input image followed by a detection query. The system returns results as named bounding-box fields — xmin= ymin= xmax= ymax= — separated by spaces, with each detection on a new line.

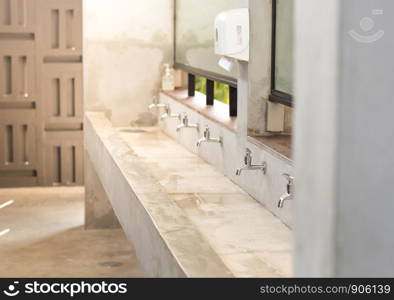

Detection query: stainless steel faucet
xmin=176 ymin=115 xmax=199 ymax=132
xmin=148 ymin=98 xmax=180 ymax=120
xmin=278 ymin=173 xmax=294 ymax=208
xmin=160 ymin=107 xmax=181 ymax=121
xmin=148 ymin=97 xmax=167 ymax=110
xmin=236 ymin=148 xmax=267 ymax=176
xmin=196 ymin=127 xmax=223 ymax=147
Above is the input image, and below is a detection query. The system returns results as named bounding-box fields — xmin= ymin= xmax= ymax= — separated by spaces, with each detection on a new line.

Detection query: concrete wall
xmin=83 ymin=0 xmax=174 ymax=126
xmin=246 ymin=0 xmax=272 ymax=136
xmin=294 ymin=0 xmax=394 ymax=277
xmin=160 ymin=93 xmax=294 ymax=227
xmin=245 ymin=0 xmax=292 ymax=136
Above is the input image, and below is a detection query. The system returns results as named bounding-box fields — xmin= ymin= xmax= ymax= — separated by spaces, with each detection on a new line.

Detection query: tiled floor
xmin=0 ymin=187 xmax=143 ymax=278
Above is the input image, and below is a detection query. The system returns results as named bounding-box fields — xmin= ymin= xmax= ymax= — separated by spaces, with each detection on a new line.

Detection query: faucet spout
xmin=277 ymin=173 xmax=295 ymax=208
xmin=148 ymin=102 xmax=168 ymax=116
xmin=278 ymin=193 xmax=291 ymax=208
xmin=196 ymin=137 xmax=206 ymax=147
xmin=236 ymin=167 xmax=245 ymax=176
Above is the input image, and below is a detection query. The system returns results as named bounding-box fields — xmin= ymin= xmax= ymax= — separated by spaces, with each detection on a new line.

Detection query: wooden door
xmin=0 ymin=0 xmax=83 ymax=187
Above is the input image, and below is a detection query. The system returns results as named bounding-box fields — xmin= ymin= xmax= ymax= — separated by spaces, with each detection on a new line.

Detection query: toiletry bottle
xmin=162 ymin=64 xmax=175 ymax=91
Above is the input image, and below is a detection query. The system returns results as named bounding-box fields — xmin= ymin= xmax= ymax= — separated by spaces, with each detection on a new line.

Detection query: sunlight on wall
xmin=83 ymin=0 xmax=174 ymax=126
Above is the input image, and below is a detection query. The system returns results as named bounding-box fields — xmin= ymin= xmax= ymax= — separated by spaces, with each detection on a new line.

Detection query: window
xmin=175 ymin=0 xmax=238 ymax=116
xmin=270 ymin=0 xmax=294 ymax=107
xmin=196 ymin=77 xmax=230 ymax=105
xmin=187 ymin=74 xmax=237 ymax=116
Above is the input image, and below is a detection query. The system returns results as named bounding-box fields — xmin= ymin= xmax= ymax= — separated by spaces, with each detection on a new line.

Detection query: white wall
xmin=83 ymin=0 xmax=174 ymax=126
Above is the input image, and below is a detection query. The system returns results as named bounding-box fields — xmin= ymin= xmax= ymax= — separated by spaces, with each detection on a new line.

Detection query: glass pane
xmin=275 ymin=0 xmax=294 ymax=95
xmin=196 ymin=76 xmax=207 ymax=95
xmin=195 ymin=77 xmax=229 ymax=105
xmin=214 ymin=81 xmax=229 ymax=104
xmin=175 ymin=0 xmax=238 ymax=78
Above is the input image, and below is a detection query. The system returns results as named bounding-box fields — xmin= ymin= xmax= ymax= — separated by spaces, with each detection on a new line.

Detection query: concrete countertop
xmin=85 ymin=112 xmax=293 ymax=277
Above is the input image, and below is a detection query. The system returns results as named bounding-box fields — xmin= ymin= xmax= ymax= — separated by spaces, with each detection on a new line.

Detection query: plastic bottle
xmin=161 ymin=64 xmax=175 ymax=91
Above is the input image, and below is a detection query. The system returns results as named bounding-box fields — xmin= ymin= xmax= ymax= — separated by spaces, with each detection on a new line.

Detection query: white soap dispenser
xmin=214 ymin=8 xmax=250 ymax=72
xmin=161 ymin=64 xmax=175 ymax=91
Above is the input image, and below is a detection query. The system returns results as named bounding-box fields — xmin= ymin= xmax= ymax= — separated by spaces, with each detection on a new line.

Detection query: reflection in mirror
xmin=175 ymin=0 xmax=239 ymax=78
xmin=274 ymin=0 xmax=294 ymax=95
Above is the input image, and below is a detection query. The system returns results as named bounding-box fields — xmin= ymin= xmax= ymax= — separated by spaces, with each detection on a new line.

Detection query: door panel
xmin=0 ymin=50 xmax=36 ymax=103
xmin=0 ymin=0 xmax=36 ymax=33
xmin=36 ymin=0 xmax=82 ymax=56
xmin=43 ymin=131 xmax=83 ymax=186
xmin=0 ymin=0 xmax=83 ymax=187
xmin=42 ymin=63 xmax=83 ymax=127
xmin=0 ymin=110 xmax=36 ymax=169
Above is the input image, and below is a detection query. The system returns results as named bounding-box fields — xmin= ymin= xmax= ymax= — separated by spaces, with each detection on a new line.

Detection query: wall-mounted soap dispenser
xmin=214 ymin=8 xmax=249 ymax=71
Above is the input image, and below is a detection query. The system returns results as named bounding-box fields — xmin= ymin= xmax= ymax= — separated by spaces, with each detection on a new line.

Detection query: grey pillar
xmin=294 ymin=0 xmax=394 ymax=277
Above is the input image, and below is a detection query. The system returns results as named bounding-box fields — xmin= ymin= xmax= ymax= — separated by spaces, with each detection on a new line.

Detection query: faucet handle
xmin=244 ymin=148 xmax=252 ymax=165
xmin=182 ymin=114 xmax=189 ymax=125
xmin=283 ymin=173 xmax=294 ymax=184
xmin=203 ymin=126 xmax=210 ymax=138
